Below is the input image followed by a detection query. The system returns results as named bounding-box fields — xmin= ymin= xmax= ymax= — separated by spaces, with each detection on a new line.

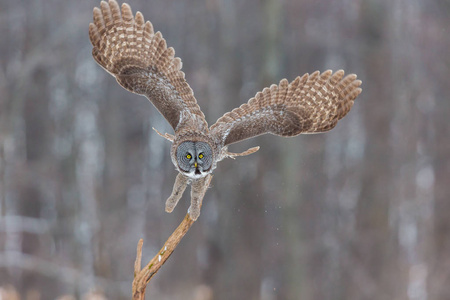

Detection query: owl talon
xmin=165 ymin=201 xmax=175 ymax=213
xmin=188 ymin=206 xmax=200 ymax=221
xmin=187 ymin=174 xmax=212 ymax=221
xmin=165 ymin=173 xmax=189 ymax=215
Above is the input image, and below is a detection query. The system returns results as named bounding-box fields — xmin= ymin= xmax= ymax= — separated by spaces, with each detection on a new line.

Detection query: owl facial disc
xmin=176 ymin=141 xmax=213 ymax=178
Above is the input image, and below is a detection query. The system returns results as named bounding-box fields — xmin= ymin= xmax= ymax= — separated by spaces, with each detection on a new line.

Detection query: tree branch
xmin=132 ymin=175 xmax=212 ymax=299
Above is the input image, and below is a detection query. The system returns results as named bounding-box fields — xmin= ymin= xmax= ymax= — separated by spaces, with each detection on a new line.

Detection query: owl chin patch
xmin=186 ymin=172 xmax=209 ymax=180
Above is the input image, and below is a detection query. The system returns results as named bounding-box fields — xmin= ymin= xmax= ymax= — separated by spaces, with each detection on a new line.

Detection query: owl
xmin=89 ymin=0 xmax=362 ymax=221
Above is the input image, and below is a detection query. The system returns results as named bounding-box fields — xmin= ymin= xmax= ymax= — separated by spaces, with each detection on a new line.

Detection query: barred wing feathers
xmin=210 ymin=70 xmax=362 ymax=146
xmin=89 ymin=0 xmax=207 ymax=130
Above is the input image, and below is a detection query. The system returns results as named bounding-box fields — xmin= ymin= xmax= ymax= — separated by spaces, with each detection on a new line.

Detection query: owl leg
xmin=188 ymin=174 xmax=213 ymax=221
xmin=166 ymin=173 xmax=190 ymax=213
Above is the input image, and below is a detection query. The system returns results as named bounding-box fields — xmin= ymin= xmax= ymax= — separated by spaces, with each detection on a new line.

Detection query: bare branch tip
xmin=134 ymin=239 xmax=144 ymax=276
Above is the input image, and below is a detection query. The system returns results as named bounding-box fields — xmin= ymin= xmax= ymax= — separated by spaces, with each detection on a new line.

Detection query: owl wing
xmin=210 ymin=70 xmax=362 ymax=146
xmin=89 ymin=0 xmax=207 ymax=131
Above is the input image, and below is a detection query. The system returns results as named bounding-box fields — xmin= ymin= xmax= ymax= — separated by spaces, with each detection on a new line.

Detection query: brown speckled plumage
xmin=89 ymin=0 xmax=362 ymax=220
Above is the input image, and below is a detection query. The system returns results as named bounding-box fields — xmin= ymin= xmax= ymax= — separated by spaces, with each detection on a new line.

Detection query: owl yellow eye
xmin=198 ymin=153 xmax=204 ymax=159
xmin=186 ymin=154 xmax=192 ymax=159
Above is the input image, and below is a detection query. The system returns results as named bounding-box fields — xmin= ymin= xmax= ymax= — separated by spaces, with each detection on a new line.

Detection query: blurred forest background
xmin=1 ymin=0 xmax=449 ymax=299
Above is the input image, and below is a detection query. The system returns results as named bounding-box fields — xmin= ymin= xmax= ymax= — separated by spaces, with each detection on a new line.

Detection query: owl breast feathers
xmin=89 ymin=0 xmax=362 ymax=220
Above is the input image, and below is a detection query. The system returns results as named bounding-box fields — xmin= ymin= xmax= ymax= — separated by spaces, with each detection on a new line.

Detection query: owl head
xmin=171 ymin=134 xmax=216 ymax=179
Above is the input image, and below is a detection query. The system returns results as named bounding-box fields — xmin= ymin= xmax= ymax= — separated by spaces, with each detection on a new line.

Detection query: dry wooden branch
xmin=132 ymin=175 xmax=212 ymax=299
xmin=132 ymin=215 xmax=193 ymax=299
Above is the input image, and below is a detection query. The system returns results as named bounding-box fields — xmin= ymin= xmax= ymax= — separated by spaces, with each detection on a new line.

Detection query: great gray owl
xmin=89 ymin=0 xmax=362 ymax=220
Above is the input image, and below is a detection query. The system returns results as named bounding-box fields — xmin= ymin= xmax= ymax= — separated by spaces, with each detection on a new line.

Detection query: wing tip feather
xmin=121 ymin=3 xmax=133 ymax=21
xmin=135 ymin=11 xmax=145 ymax=25
xmin=88 ymin=23 xmax=100 ymax=46
xmin=344 ymin=73 xmax=357 ymax=82
xmin=144 ymin=21 xmax=154 ymax=35
xmin=279 ymin=78 xmax=289 ymax=86
xmin=93 ymin=7 xmax=103 ymax=23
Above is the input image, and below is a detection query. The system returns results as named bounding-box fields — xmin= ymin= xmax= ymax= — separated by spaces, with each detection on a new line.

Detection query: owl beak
xmin=194 ymin=161 xmax=202 ymax=175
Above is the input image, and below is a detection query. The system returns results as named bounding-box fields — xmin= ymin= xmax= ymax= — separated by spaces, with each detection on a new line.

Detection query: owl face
xmin=175 ymin=141 xmax=213 ymax=178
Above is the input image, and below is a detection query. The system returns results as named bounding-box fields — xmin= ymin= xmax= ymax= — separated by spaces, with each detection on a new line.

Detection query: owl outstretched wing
xmin=89 ymin=0 xmax=207 ymax=131
xmin=210 ymin=70 xmax=361 ymax=146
